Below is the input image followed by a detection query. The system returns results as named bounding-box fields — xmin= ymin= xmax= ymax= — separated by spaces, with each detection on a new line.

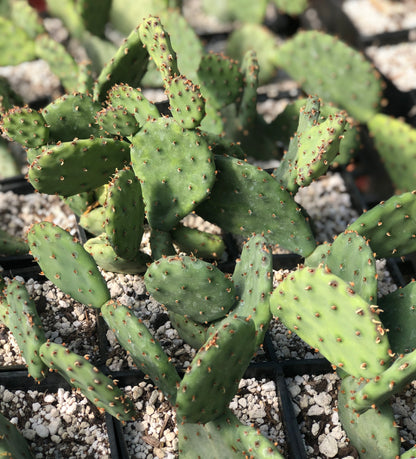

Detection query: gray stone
xmin=319 ymin=435 xmax=338 ymax=458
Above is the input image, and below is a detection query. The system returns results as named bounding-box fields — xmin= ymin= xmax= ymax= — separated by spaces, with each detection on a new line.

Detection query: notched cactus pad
xmin=145 ymin=255 xmax=236 ymax=323
xmin=131 ymin=117 xmax=215 ymax=231
xmin=270 ymin=267 xmax=391 ymax=378
xmin=27 ymin=222 xmax=110 ymax=308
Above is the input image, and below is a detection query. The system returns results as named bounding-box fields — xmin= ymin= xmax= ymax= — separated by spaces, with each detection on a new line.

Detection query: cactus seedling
xmin=101 ymin=299 xmax=180 ymax=401
xmin=145 ymin=255 xmax=236 ymax=323
xmin=175 ymin=316 xmax=256 ymax=424
xmin=40 ymin=341 xmax=136 ymax=421
xmin=27 ymin=222 xmax=110 ymax=308
xmin=270 ymin=267 xmax=391 ymax=379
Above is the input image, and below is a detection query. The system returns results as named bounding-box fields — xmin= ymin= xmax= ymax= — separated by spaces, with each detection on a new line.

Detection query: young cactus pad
xmin=305 ymin=230 xmax=378 ymax=304
xmin=178 ymin=408 xmax=283 ymax=458
xmin=270 ymin=267 xmax=392 ymax=379
xmin=0 ymin=411 xmax=34 ymax=458
xmin=196 ymin=154 xmax=316 ymax=256
xmin=130 ymin=117 xmax=216 ymax=231
xmin=2 ymin=278 xmax=47 ymax=381
xmin=27 ymin=222 xmax=110 ymax=308
xmin=101 ymin=299 xmax=180 ymax=401
xmin=175 ymin=316 xmax=256 ymax=424
xmin=347 ymin=190 xmax=416 ymax=258
xmin=40 ymin=341 xmax=136 ymax=421
xmin=144 ymin=255 xmax=237 ymax=323
xmin=103 ymin=166 xmax=144 ymax=261
xmin=231 ymin=234 xmax=273 ymax=347
xmin=27 ymin=137 xmax=130 ymax=197
xmin=338 ymin=375 xmax=400 ymax=458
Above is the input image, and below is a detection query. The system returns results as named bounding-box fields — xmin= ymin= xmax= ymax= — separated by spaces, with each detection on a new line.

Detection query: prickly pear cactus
xmin=0 ymin=106 xmax=49 ymax=148
xmin=2 ymin=278 xmax=47 ymax=381
xmin=168 ymin=311 xmax=208 ymax=349
xmin=305 ymin=230 xmax=378 ymax=304
xmin=270 ymin=267 xmax=392 ymax=378
xmin=0 ymin=411 xmax=34 ymax=458
xmin=130 ymin=117 xmax=216 ymax=231
xmin=276 ymin=30 xmax=382 ymax=122
xmin=347 ymin=190 xmax=416 ymax=258
xmin=379 ymin=280 xmax=416 ymax=353
xmin=338 ymin=375 xmax=400 ymax=459
xmin=175 ymin=316 xmax=256 ymax=424
xmin=40 ymin=341 xmax=137 ymax=421
xmin=27 ymin=222 xmax=110 ymax=308
xmin=101 ymin=299 xmax=180 ymax=400
xmin=41 ymin=93 xmax=102 ymax=142
xmin=27 ymin=137 xmax=130 ymax=196
xmin=231 ymin=234 xmax=273 ymax=347
xmin=145 ymin=255 xmax=236 ymax=323
xmin=103 ymin=166 xmax=145 ymax=261
xmin=0 ymin=228 xmax=28 ymax=256
xmin=178 ymin=408 xmax=284 ymax=458
xmin=368 ymin=113 xmax=416 ymax=192
xmin=196 ymin=154 xmax=316 ymax=256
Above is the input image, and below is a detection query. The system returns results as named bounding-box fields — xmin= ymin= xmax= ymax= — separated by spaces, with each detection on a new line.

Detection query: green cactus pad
xmin=84 ymin=233 xmax=151 ymax=274
xmin=272 ymin=0 xmax=308 ymax=15
xmin=0 ymin=411 xmax=34 ymax=458
xmin=3 ymin=279 xmax=47 ymax=381
xmin=196 ymin=52 xmax=243 ymax=111
xmin=106 ymin=84 xmax=160 ymax=126
xmin=41 ymin=93 xmax=102 ymax=142
xmin=270 ymin=267 xmax=392 ymax=378
xmin=231 ymin=234 xmax=273 ymax=347
xmin=145 ymin=255 xmax=236 ymax=323
xmin=168 ymin=311 xmax=208 ymax=349
xmin=0 ymin=106 xmax=49 ymax=148
xmin=40 ymin=341 xmax=136 ymax=421
xmin=275 ymin=30 xmax=382 ymax=122
xmin=27 ymin=137 xmax=130 ymax=197
xmin=101 ymin=299 xmax=180 ymax=400
xmin=348 ymin=348 xmax=416 ymax=413
xmin=176 ymin=317 xmax=256 ymax=424
xmin=338 ymin=375 xmax=400 ymax=458
xmin=10 ymin=0 xmax=45 ymax=39
xmin=95 ymin=106 xmax=140 ymax=137
xmin=79 ymin=206 xmax=106 ymax=236
xmin=225 ymin=23 xmax=279 ymax=85
xmin=196 ymin=154 xmax=316 ymax=256
xmin=402 ymin=447 xmax=416 ymax=459
xmin=138 ymin=16 xmax=179 ymax=81
xmin=347 ymin=191 xmax=416 ymax=258
xmin=149 ymin=228 xmax=176 ymax=260
xmin=202 ymin=0 xmax=267 ymax=25
xmin=379 ymin=280 xmax=416 ymax=353
xmin=368 ymin=113 xmax=416 ymax=193
xmin=306 ymin=231 xmax=378 ymax=304
xmin=27 ymin=222 xmax=110 ymax=308
xmin=103 ymin=167 xmax=145 ymax=260
xmin=130 ymin=117 xmax=216 ymax=231
xmin=0 ymin=228 xmax=28 ymax=256
xmin=165 ymin=75 xmax=205 ymax=129
xmin=170 ymin=223 xmax=225 ymax=260
xmin=76 ymin=0 xmax=111 ymax=37
xmin=62 ymin=191 xmax=96 ymax=217
xmin=0 ymin=17 xmax=37 ymax=66
xmin=93 ymin=24 xmax=148 ymax=102
xmin=178 ymin=408 xmax=283 ymax=458
xmin=35 ymin=34 xmax=86 ymax=94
